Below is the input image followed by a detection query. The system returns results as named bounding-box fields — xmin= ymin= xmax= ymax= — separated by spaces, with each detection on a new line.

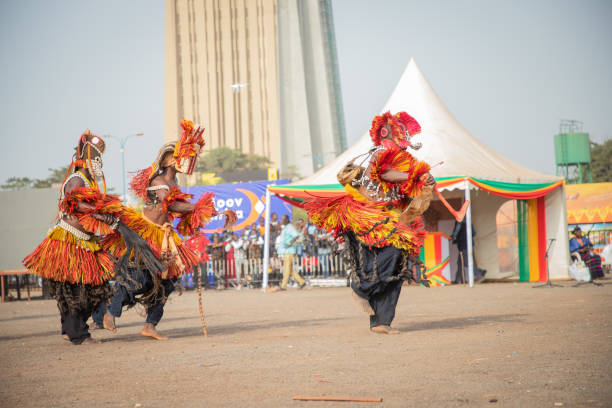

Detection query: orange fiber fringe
xmin=175 ymin=119 xmax=205 ymax=159
xmin=369 ymin=148 xmax=430 ymax=197
xmin=102 ymin=208 xmax=199 ymax=279
xmin=79 ymin=193 xmax=123 ymax=235
xmin=304 ymin=189 xmax=425 ymax=257
xmin=59 ymin=187 xmax=123 ymax=235
xmin=22 ymin=227 xmax=114 ymax=285
xmin=59 ymin=187 xmax=101 ymax=214
xmin=162 ymin=186 xmax=193 ymax=218
xmin=177 ymin=192 xmax=217 ymax=236
xmin=130 ymin=166 xmax=153 ymax=200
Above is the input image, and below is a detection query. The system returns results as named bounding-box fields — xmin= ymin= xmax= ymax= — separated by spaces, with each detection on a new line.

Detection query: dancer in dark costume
xmin=23 ymin=130 xmax=161 ymax=344
xmin=305 ymin=112 xmax=435 ymax=334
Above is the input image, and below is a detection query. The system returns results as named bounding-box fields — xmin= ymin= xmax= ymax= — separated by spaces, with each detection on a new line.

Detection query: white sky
xmin=1 ymin=0 xmax=610 ymax=190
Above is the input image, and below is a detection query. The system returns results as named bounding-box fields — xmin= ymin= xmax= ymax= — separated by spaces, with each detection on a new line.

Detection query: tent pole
xmin=464 ymin=178 xmax=474 ymax=287
xmin=262 ymin=186 xmax=272 ymax=292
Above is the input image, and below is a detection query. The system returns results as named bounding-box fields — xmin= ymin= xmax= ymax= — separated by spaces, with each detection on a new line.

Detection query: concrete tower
xmin=164 ymin=0 xmax=346 ymax=178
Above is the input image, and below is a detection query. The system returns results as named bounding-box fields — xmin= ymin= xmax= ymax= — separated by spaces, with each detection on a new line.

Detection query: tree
xmin=196 ymin=147 xmax=272 ymax=173
xmin=280 ymin=165 xmax=301 ymax=181
xmin=1 ymin=177 xmax=36 ymax=190
xmin=591 ymin=139 xmax=612 ymax=182
xmin=1 ymin=166 xmax=70 ymax=191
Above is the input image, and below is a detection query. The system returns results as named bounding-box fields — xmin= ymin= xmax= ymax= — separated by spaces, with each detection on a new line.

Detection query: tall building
xmin=164 ymin=0 xmax=347 ymax=178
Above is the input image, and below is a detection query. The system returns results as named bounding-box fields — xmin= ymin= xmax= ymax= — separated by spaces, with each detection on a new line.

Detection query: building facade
xmin=164 ymin=0 xmax=346 ymax=177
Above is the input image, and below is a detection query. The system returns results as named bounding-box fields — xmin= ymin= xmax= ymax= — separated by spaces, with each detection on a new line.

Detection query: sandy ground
xmin=0 ymin=282 xmax=611 ymax=408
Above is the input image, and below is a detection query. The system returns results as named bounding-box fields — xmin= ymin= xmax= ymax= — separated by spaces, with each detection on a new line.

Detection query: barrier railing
xmin=191 ymin=253 xmax=348 ymax=289
xmin=0 ymin=270 xmax=33 ymax=302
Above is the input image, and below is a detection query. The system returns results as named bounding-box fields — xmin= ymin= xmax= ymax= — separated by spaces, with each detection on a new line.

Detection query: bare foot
xmin=103 ymin=312 xmax=117 ymax=333
xmin=90 ymin=322 xmax=104 ymax=331
xmin=62 ymin=334 xmax=69 ymax=341
xmin=352 ymin=291 xmax=375 ymax=315
xmin=140 ymin=323 xmax=168 ymax=341
xmin=370 ymin=325 xmax=400 ymax=335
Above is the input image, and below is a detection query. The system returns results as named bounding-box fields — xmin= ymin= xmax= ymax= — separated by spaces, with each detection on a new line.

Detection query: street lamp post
xmin=103 ymin=132 xmax=144 ymax=203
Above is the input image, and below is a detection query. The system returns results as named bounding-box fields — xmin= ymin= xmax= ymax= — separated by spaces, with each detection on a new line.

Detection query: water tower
xmin=554 ymin=120 xmax=592 ymax=184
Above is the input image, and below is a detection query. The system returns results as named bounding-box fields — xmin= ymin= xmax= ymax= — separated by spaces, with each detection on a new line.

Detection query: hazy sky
xmin=1 ymin=0 xmax=611 ymax=191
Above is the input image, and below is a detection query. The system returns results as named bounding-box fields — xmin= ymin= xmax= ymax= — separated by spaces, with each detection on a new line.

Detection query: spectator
xmin=248 ymin=227 xmax=264 ymax=277
xmin=229 ymin=232 xmax=248 ymax=289
xmin=316 ymin=229 xmax=333 ymax=278
xmin=209 ymin=234 xmax=226 ymax=290
xmin=278 ymin=215 xmax=306 ymax=290
xmin=570 ymin=226 xmax=604 ymax=280
xmin=224 ymin=235 xmax=235 ymax=286
xmin=295 ymin=219 xmax=306 ymax=258
xmin=305 ymin=221 xmax=317 ymax=256
xmin=450 ymin=219 xmax=486 ymax=283
xmin=258 ymin=216 xmax=266 ymax=236
xmin=268 ymin=213 xmax=281 ymax=257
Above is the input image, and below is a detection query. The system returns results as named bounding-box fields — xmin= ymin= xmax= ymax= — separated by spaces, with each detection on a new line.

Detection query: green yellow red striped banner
xmin=267 ymin=177 xmax=563 ymax=203
xmin=419 ymin=232 xmax=452 ymax=286
xmin=518 ymin=197 xmax=548 ymax=282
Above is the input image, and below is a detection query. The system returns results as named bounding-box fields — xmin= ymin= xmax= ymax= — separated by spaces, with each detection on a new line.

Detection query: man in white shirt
xmin=229 ymin=232 xmax=249 ymax=289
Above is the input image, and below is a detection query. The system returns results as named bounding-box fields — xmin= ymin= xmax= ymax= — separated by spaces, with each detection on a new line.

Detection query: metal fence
xmin=189 ymin=253 xmax=349 ymax=289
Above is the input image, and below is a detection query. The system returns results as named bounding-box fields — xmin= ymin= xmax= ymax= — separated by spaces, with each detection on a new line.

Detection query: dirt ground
xmin=0 ymin=282 xmax=611 ymax=408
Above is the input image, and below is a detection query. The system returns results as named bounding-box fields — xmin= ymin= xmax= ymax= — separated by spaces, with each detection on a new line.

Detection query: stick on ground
xmin=292 ymin=396 xmax=382 ymax=402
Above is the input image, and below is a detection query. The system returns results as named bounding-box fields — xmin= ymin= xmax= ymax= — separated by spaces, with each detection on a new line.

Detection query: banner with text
xmin=183 ymin=179 xmax=292 ymax=234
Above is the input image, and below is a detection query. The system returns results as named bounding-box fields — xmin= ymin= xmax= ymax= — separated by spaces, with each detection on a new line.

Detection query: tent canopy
xmin=266 ymin=58 xmax=569 ymax=282
xmin=270 ymin=58 xmax=561 ymax=200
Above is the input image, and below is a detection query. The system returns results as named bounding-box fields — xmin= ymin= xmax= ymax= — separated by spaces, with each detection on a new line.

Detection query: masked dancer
xmin=101 ymin=120 xmax=236 ymax=340
xmin=305 ymin=112 xmax=435 ymax=334
xmin=23 ymin=131 xmax=123 ymax=345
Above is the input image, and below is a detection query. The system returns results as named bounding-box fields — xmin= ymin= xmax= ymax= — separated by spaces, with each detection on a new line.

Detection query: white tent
xmin=266 ymin=59 xmax=569 ymax=284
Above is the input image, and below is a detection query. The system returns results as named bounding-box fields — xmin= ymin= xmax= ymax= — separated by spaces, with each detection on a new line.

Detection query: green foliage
xmin=590 ymin=139 xmax=612 ymax=182
xmin=196 ymin=147 xmax=272 ymax=173
xmin=1 ymin=177 xmax=36 ymax=190
xmin=1 ymin=166 xmax=70 ymax=191
xmin=280 ymin=165 xmax=301 ymax=181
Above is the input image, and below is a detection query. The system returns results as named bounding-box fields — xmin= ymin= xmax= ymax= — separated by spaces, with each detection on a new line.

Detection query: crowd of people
xmin=185 ymin=213 xmax=343 ymax=290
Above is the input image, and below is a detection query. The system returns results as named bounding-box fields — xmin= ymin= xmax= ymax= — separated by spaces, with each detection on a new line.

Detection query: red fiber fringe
xmin=176 ymin=192 xmax=217 ymax=236
xmin=79 ymin=193 xmax=123 ymax=235
xmin=162 ymin=186 xmax=192 ymax=212
xmin=59 ymin=187 xmax=101 ymax=215
xmin=395 ymin=111 xmax=421 ymax=136
xmin=369 ymin=112 xmax=401 ymax=146
xmin=130 ymin=166 xmax=153 ymax=200
xmin=303 ymin=192 xmax=425 ymax=256
xmin=60 ymin=187 xmax=124 ymax=235
xmin=101 ymin=208 xmax=198 ymax=278
xmin=23 ymin=233 xmax=114 ymax=285
xmin=369 ymin=148 xmax=431 ymax=198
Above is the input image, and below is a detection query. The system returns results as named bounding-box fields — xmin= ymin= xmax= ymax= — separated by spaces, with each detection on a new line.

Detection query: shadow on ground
xmin=396 ymin=313 xmax=527 ymax=331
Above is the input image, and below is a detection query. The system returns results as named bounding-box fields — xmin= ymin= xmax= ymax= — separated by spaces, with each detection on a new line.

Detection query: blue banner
xmin=183 ymin=179 xmax=292 ymax=234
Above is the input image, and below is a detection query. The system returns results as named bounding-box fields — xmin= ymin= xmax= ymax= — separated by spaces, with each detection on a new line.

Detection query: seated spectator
xmin=570 ymin=226 xmax=604 ymax=280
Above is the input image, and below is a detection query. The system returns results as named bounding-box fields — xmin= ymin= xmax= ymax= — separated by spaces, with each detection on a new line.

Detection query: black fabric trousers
xmin=453 ymin=248 xmax=485 ymax=284
xmin=367 ymin=279 xmax=404 ymax=327
xmin=108 ymin=269 xmax=176 ymax=325
xmin=56 ymin=284 xmax=97 ymax=345
xmin=60 ymin=306 xmax=92 ymax=344
xmin=347 ymin=233 xmax=406 ymax=328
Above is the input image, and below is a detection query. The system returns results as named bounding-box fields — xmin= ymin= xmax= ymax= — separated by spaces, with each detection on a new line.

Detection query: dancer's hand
xmin=421 ymin=173 xmax=436 ymax=187
xmin=92 ymin=213 xmax=115 ymax=224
